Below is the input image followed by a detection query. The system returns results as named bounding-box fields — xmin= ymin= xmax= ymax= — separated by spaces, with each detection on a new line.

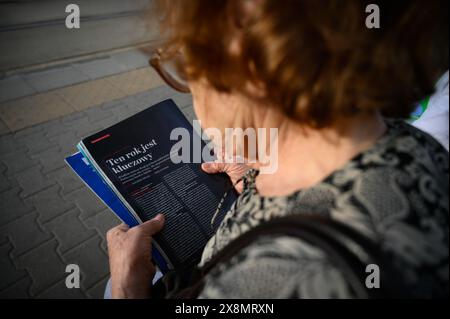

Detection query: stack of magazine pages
xmin=66 ymin=99 xmax=237 ymax=273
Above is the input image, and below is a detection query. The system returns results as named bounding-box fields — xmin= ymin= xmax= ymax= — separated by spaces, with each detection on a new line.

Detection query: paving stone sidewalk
xmin=0 ymin=47 xmax=164 ymax=133
xmin=0 ymin=84 xmax=194 ymax=298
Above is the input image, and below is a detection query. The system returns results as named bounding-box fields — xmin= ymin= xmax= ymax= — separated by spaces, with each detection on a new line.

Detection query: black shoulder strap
xmin=157 ymin=214 xmax=413 ymax=299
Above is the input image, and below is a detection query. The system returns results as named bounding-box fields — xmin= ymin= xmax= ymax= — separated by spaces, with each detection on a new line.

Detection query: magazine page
xmin=80 ymin=99 xmax=236 ymax=268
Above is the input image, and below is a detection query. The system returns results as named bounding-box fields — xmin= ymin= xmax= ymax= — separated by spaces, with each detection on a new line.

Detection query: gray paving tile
xmin=46 ymin=166 xmax=84 ymax=195
xmin=83 ymin=209 xmax=120 ymax=253
xmin=0 ymin=90 xmax=74 ymax=132
xmin=110 ymin=49 xmax=150 ymax=70
xmin=0 ymin=235 xmax=7 ymax=247
xmin=16 ymin=130 xmax=55 ymax=155
xmin=61 ymin=111 xmax=86 ymax=124
xmin=101 ymin=99 xmax=130 ymax=116
xmin=36 ymin=278 xmax=86 ymax=299
xmin=0 ymin=167 xmax=12 ymax=193
xmin=22 ymin=65 xmax=90 ymax=93
xmin=0 ymin=118 xmax=10 ymax=136
xmin=32 ymin=146 xmax=66 ymax=174
xmin=62 ymin=236 xmax=109 ymax=290
xmin=73 ymin=117 xmax=105 ymax=139
xmin=47 ymin=131 xmax=80 ymax=158
xmin=26 ymin=185 xmax=75 ymax=223
xmin=14 ymin=165 xmax=54 ymax=197
xmin=0 ymin=187 xmax=34 ymax=225
xmin=0 ymin=276 xmax=31 ymax=299
xmin=63 ymin=187 xmax=106 ymax=220
xmin=125 ymin=86 xmax=175 ymax=111
xmin=0 ymin=241 xmax=28 ymax=290
xmin=0 ymin=75 xmax=36 ymax=102
xmin=86 ymin=276 xmax=109 ymax=299
xmin=1 ymin=151 xmax=39 ymax=176
xmin=96 ymin=115 xmax=121 ymax=131
xmin=50 ymin=112 xmax=90 ymax=136
xmin=44 ymin=208 xmax=97 ymax=253
xmin=125 ymin=86 xmax=193 ymax=115
xmin=0 ymin=83 xmax=193 ymax=298
xmin=84 ymin=106 xmax=114 ymax=124
xmin=1 ymin=211 xmax=52 ymax=257
xmin=73 ymin=56 xmax=127 ymax=80
xmin=0 ymin=134 xmax=22 ymax=155
xmin=13 ymin=124 xmax=45 ymax=139
xmin=40 ymin=118 xmax=71 ymax=138
xmin=16 ymin=239 xmax=67 ymax=296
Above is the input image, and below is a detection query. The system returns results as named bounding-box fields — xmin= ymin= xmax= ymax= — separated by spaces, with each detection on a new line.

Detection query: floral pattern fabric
xmin=198 ymin=120 xmax=449 ymax=298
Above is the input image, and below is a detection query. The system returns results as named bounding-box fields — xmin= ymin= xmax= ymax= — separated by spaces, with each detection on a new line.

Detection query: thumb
xmin=136 ymin=214 xmax=165 ymax=236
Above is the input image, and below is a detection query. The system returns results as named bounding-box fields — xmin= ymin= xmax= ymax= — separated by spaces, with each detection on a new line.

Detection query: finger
xmin=235 ymin=181 xmax=244 ymax=193
xmin=201 ymin=162 xmax=226 ymax=173
xmin=116 ymin=223 xmax=129 ymax=232
xmin=136 ymin=214 xmax=165 ymax=236
xmin=106 ymin=223 xmax=129 ymax=240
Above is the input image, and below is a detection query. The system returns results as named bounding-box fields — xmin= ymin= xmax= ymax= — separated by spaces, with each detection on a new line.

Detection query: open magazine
xmin=65 ymin=99 xmax=237 ymax=273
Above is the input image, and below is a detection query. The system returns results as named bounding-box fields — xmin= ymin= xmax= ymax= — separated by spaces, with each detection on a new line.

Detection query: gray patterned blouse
xmin=198 ymin=120 xmax=449 ymax=298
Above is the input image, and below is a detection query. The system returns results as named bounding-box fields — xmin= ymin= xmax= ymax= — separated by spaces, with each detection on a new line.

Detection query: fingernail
xmin=201 ymin=163 xmax=211 ymax=171
xmin=154 ymin=214 xmax=164 ymax=222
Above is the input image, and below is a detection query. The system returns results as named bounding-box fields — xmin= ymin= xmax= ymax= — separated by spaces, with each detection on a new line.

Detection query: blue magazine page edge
xmin=65 ymin=152 xmax=170 ymax=274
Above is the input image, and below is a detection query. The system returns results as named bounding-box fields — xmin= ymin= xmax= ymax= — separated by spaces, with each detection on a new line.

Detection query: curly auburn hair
xmin=155 ymin=0 xmax=448 ymax=128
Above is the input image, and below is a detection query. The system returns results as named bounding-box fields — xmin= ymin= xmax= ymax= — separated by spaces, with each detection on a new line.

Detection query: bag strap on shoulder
xmin=156 ymin=214 xmax=412 ymax=299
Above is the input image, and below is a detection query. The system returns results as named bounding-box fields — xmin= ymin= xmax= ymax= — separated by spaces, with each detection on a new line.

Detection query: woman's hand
xmin=201 ymin=161 xmax=250 ymax=194
xmin=106 ymin=214 xmax=164 ymax=299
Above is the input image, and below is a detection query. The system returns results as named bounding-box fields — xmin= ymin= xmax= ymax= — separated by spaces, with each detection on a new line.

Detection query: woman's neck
xmin=253 ymin=111 xmax=387 ymax=197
